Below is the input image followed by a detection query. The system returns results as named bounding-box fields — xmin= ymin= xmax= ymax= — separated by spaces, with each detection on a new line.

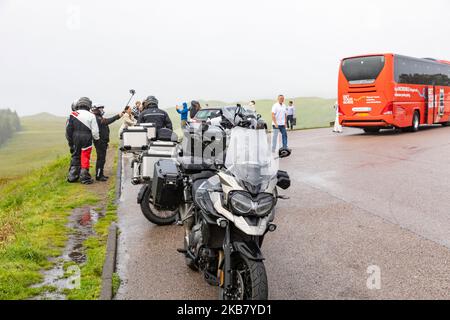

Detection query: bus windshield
xmin=342 ymin=56 xmax=385 ymax=85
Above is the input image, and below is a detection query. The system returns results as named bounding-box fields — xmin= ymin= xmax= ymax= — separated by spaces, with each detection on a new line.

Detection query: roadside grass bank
xmin=0 ymin=146 xmax=119 ymax=300
xmin=0 ymin=155 xmax=99 ymax=300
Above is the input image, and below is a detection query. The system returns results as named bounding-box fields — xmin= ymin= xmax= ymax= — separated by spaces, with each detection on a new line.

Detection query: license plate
xmin=358 ymin=113 xmax=370 ymax=117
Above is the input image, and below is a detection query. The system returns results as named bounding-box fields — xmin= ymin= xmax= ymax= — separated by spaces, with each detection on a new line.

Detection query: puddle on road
xmin=31 ymin=207 xmax=102 ymax=300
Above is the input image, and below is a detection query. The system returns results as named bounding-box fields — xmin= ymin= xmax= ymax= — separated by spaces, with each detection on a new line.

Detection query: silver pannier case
xmin=120 ymin=127 xmax=149 ymax=152
xmin=141 ymin=141 xmax=178 ymax=180
xmin=139 ymin=123 xmax=157 ymax=141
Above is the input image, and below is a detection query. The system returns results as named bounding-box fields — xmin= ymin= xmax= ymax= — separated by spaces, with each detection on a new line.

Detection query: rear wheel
xmin=411 ymin=111 xmax=420 ymax=132
xmin=140 ymin=185 xmax=178 ymax=226
xmin=363 ymin=128 xmax=380 ymax=134
xmin=219 ymin=254 xmax=268 ymax=300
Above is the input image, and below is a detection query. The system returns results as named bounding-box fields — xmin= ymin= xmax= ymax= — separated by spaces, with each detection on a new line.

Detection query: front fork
xmin=180 ymin=181 xmax=194 ymax=241
xmin=223 ymin=224 xmax=233 ymax=291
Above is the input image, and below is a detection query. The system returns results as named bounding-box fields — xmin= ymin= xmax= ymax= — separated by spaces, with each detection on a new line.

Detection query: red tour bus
xmin=338 ymin=54 xmax=450 ymax=133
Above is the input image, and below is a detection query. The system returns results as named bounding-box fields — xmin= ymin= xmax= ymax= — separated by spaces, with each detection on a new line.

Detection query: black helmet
xmin=143 ymin=96 xmax=158 ymax=109
xmin=76 ymin=97 xmax=92 ymax=111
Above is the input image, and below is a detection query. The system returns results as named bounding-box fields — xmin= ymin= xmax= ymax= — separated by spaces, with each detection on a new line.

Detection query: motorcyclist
xmin=137 ymin=96 xmax=173 ymax=133
xmin=91 ymin=104 xmax=124 ymax=181
xmin=66 ymin=97 xmax=100 ymax=184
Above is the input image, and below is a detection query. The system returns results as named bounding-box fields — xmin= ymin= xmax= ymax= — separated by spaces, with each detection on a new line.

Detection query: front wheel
xmin=140 ymin=185 xmax=178 ymax=226
xmin=220 ymin=254 xmax=268 ymax=300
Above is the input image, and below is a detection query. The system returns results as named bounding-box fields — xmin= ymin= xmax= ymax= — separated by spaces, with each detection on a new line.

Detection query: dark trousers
xmin=94 ymin=140 xmax=108 ymax=174
xmin=287 ymin=115 xmax=295 ymax=130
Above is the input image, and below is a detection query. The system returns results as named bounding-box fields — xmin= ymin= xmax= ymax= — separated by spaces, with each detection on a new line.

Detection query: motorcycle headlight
xmin=255 ymin=194 xmax=275 ymax=217
xmin=229 ymin=192 xmax=274 ymax=217
xmin=229 ymin=192 xmax=253 ymax=216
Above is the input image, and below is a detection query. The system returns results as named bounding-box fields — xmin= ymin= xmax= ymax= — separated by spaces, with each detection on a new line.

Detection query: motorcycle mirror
xmin=257 ymin=114 xmax=262 ymax=120
xmin=129 ymin=89 xmax=136 ymax=95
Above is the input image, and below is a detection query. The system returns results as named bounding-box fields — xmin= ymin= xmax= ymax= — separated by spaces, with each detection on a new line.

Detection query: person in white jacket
xmin=66 ymin=97 xmax=100 ymax=184
xmin=119 ymin=106 xmax=137 ymax=138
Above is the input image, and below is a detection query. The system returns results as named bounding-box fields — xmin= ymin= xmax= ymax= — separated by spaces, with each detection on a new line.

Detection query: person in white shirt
xmin=287 ymin=101 xmax=296 ymax=130
xmin=333 ymin=101 xmax=343 ymax=133
xmin=271 ymin=95 xmax=289 ymax=152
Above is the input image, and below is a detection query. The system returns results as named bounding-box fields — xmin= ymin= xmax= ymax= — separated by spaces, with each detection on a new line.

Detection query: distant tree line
xmin=0 ymin=109 xmax=21 ymax=146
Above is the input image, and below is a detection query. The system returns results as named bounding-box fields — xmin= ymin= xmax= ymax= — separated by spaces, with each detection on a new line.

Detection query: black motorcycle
xmin=174 ymin=107 xmax=291 ymax=300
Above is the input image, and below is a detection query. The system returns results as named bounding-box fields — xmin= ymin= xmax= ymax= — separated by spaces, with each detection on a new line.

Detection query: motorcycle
xmin=135 ymin=128 xmax=180 ymax=225
xmin=177 ymin=107 xmax=291 ymax=300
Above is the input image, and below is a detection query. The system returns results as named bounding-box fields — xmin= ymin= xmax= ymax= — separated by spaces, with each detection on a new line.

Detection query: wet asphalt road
xmin=116 ymin=126 xmax=450 ymax=300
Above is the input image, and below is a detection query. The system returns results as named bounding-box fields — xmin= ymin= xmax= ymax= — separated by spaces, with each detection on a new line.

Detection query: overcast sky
xmin=1 ymin=0 xmax=449 ymax=116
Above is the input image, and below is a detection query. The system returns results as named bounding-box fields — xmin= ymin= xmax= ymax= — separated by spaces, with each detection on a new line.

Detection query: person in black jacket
xmin=91 ymin=104 xmax=124 ymax=181
xmin=66 ymin=97 xmax=100 ymax=184
xmin=137 ymin=96 xmax=173 ymax=133
xmin=189 ymin=100 xmax=201 ymax=119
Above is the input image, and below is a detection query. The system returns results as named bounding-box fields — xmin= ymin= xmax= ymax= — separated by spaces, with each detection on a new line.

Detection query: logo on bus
xmin=343 ymin=95 xmax=354 ymax=105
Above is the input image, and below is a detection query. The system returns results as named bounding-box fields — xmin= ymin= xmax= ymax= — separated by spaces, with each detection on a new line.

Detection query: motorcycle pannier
xmin=139 ymin=123 xmax=157 ymax=141
xmin=141 ymin=142 xmax=177 ymax=180
xmin=120 ymin=127 xmax=149 ymax=152
xmin=151 ymin=159 xmax=183 ymax=210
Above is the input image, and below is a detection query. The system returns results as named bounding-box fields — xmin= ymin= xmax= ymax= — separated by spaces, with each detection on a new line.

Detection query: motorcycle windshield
xmin=225 ymin=127 xmax=279 ymax=190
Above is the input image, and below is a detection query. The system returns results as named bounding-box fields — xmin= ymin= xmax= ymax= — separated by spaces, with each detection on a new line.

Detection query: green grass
xmin=0 ymin=155 xmax=99 ymax=300
xmin=0 ymin=113 xmax=68 ymax=179
xmin=0 ymin=148 xmax=120 ymax=300
xmin=166 ymin=97 xmax=336 ymax=133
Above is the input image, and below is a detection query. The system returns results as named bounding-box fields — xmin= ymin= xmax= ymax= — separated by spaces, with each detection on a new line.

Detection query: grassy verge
xmin=0 ymin=145 xmax=120 ymax=300
xmin=0 ymin=156 xmax=99 ymax=300
xmin=65 ymin=147 xmax=119 ymax=300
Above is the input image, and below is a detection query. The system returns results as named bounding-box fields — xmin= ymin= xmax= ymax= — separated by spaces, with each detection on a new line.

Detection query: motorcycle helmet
xmin=143 ymin=96 xmax=158 ymax=109
xmin=76 ymin=97 xmax=93 ymax=111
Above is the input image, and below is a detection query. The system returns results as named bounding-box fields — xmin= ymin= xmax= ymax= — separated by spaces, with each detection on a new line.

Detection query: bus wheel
xmin=363 ymin=128 xmax=380 ymax=134
xmin=411 ymin=112 xmax=420 ymax=132
xmin=441 ymin=122 xmax=450 ymax=127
